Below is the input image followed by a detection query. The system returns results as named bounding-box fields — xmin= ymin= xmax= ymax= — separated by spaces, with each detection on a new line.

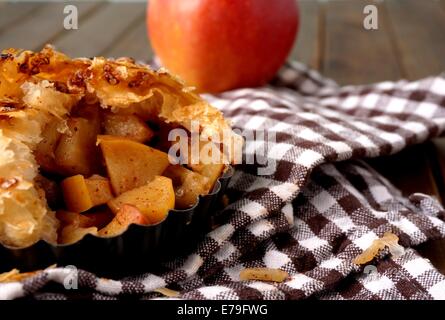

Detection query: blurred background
xmin=1 ymin=0 xmax=445 ymax=272
xmin=1 ymin=0 xmax=444 ymax=85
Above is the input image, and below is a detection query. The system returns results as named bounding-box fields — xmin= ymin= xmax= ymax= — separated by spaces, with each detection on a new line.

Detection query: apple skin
xmin=98 ymin=204 xmax=148 ymax=237
xmin=147 ymin=0 xmax=299 ymax=93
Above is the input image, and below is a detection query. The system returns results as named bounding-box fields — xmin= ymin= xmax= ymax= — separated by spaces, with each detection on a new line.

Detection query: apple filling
xmin=34 ymin=102 xmax=226 ymax=244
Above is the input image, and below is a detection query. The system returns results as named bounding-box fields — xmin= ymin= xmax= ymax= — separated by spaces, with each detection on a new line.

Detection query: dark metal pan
xmin=0 ymin=167 xmax=233 ymax=278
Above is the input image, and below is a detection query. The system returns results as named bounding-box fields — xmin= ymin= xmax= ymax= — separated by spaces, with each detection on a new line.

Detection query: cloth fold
xmin=2 ymin=62 xmax=445 ymax=300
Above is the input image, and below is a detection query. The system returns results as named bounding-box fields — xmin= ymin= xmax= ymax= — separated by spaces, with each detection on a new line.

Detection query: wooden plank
xmin=383 ymin=0 xmax=445 ymax=273
xmin=431 ymin=138 xmax=445 ymax=202
xmin=0 ymin=2 xmax=100 ymax=51
xmin=53 ymin=3 xmax=145 ymax=58
xmin=322 ymin=0 xmax=444 ymax=254
xmin=385 ymin=0 xmax=445 ymax=80
xmin=417 ymin=240 xmax=445 ymax=275
xmin=367 ymin=143 xmax=440 ymax=200
xmin=368 ymin=144 xmax=445 ymax=274
xmin=425 ymin=138 xmax=445 ymax=275
xmin=289 ymin=0 xmax=321 ymax=69
xmin=0 ymin=2 xmax=41 ymax=33
xmin=103 ymin=18 xmax=152 ymax=61
xmin=323 ymin=0 xmax=401 ymax=85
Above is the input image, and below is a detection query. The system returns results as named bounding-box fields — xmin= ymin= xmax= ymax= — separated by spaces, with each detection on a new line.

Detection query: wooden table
xmin=1 ymin=0 xmax=445 ymax=273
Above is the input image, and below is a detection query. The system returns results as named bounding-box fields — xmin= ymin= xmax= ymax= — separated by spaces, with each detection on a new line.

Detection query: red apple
xmin=147 ymin=0 xmax=299 ymax=93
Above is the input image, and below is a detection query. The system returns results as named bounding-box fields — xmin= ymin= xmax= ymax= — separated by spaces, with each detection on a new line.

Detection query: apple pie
xmin=0 ymin=45 xmax=242 ymax=248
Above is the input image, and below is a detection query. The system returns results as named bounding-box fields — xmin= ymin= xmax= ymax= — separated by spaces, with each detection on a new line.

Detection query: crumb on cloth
xmin=153 ymin=287 xmax=180 ymax=297
xmin=239 ymin=268 xmax=289 ymax=283
xmin=0 ymin=264 xmax=56 ymax=283
xmin=354 ymin=232 xmax=405 ymax=265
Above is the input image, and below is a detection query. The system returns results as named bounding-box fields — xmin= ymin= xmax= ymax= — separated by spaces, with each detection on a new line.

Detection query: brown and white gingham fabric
xmin=2 ymin=61 xmax=445 ymax=300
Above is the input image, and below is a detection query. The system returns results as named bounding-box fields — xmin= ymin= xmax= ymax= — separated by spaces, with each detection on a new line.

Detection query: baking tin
xmin=0 ymin=167 xmax=233 ymax=277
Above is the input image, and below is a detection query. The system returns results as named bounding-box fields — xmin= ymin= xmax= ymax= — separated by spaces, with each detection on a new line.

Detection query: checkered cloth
xmin=2 ymin=62 xmax=445 ymax=300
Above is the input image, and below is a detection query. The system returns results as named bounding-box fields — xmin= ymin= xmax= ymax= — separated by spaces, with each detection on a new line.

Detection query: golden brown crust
xmin=0 ymin=45 xmax=241 ymax=248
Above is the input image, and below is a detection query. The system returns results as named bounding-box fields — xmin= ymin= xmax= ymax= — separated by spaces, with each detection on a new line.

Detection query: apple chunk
xmin=98 ymin=204 xmax=148 ymax=237
xmin=84 ymin=175 xmax=114 ymax=206
xmin=60 ymin=225 xmax=98 ymax=244
xmin=61 ymin=175 xmax=114 ymax=212
xmin=163 ymin=165 xmax=210 ymax=209
xmin=57 ymin=210 xmax=95 ymax=228
xmin=99 ymin=136 xmax=170 ymax=195
xmin=56 ymin=210 xmax=100 ymax=244
xmin=55 ymin=117 xmax=100 ymax=176
xmin=34 ymin=119 xmax=62 ymax=174
xmin=107 ymin=176 xmax=175 ymax=224
xmin=189 ymin=163 xmax=225 ymax=190
xmin=61 ymin=175 xmax=93 ymax=212
xmin=103 ymin=113 xmax=154 ymax=143
xmin=84 ymin=208 xmax=115 ymax=229
xmin=186 ymin=141 xmax=226 ymax=191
